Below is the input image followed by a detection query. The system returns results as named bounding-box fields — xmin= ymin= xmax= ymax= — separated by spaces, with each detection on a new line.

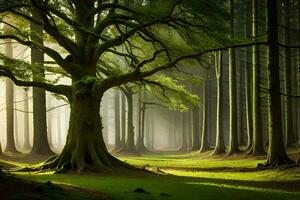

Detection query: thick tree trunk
xmin=262 ymin=0 xmax=293 ymax=167
xmin=212 ymin=51 xmax=225 ymax=155
xmin=37 ymin=84 xmax=131 ymax=172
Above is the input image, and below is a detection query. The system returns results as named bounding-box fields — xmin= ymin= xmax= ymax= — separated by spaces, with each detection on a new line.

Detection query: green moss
xmin=16 ymin=172 xmax=300 ymax=200
xmin=7 ymin=152 xmax=300 ymax=200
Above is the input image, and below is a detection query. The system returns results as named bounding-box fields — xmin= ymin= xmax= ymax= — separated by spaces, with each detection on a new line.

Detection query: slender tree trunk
xmin=228 ymin=0 xmax=240 ymax=155
xmin=5 ymin=78 xmax=18 ymax=153
xmin=23 ymin=88 xmax=31 ymax=151
xmin=191 ymin=105 xmax=200 ymax=151
xmin=121 ymin=92 xmax=126 ymax=147
xmin=244 ymin=0 xmax=253 ymax=152
xmin=245 ymin=58 xmax=253 ymax=151
xmin=30 ymin=11 xmax=53 ymax=155
xmin=283 ymin=0 xmax=294 ymax=147
xmin=113 ymin=90 xmax=121 ymax=150
xmin=250 ymin=0 xmax=265 ymax=155
xmin=263 ymin=0 xmax=293 ymax=167
xmin=199 ymin=68 xmax=210 ymax=153
xmin=179 ymin=112 xmax=189 ymax=151
xmin=212 ymin=51 xmax=226 ymax=155
xmin=136 ymin=101 xmax=149 ymax=152
xmin=118 ymin=89 xmax=139 ymax=155
xmin=4 ymin=25 xmax=18 ymax=153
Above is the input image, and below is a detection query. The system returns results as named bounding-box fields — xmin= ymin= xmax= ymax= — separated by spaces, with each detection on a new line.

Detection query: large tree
xmin=0 ymin=0 xmax=227 ymax=172
xmin=263 ymin=0 xmax=294 ymax=166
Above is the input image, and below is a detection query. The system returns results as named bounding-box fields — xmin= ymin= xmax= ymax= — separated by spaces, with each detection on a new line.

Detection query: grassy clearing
xmin=119 ymin=152 xmax=265 ymax=170
xmin=17 ymin=172 xmax=300 ymax=200
xmin=3 ymin=152 xmax=300 ymax=200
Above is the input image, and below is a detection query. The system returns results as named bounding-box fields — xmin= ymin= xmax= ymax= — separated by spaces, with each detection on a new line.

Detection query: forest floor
xmin=1 ymin=149 xmax=300 ymax=200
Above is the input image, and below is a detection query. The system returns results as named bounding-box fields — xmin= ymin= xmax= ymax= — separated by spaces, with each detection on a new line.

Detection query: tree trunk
xmin=113 ymin=90 xmax=121 ymax=150
xmin=178 ymin=112 xmax=189 ymax=151
xmin=250 ymin=0 xmax=265 ymax=155
xmin=227 ymin=0 xmax=240 ymax=155
xmin=30 ymin=11 xmax=53 ymax=155
xmin=5 ymin=78 xmax=18 ymax=153
xmin=23 ymin=88 xmax=31 ymax=151
xmin=199 ymin=70 xmax=210 ymax=153
xmin=212 ymin=51 xmax=225 ymax=155
xmin=118 ymin=90 xmax=139 ymax=155
xmin=136 ymin=102 xmax=149 ymax=153
xmin=121 ymin=92 xmax=126 ymax=147
xmin=263 ymin=0 xmax=293 ymax=167
xmin=245 ymin=57 xmax=253 ymax=151
xmin=244 ymin=0 xmax=253 ymax=152
xmin=283 ymin=0 xmax=294 ymax=147
xmin=36 ymin=83 xmax=131 ymax=172
xmin=191 ymin=106 xmax=200 ymax=151
xmin=4 ymin=25 xmax=18 ymax=153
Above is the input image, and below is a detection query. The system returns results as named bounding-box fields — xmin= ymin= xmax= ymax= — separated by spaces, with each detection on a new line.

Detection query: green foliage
xmin=145 ymin=75 xmax=199 ymax=111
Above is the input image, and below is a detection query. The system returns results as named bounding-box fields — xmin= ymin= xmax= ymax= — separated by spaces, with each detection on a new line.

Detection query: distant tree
xmin=30 ymin=10 xmax=53 ymax=155
xmin=113 ymin=89 xmax=121 ymax=151
xmin=251 ymin=0 xmax=265 ymax=155
xmin=212 ymin=51 xmax=225 ymax=155
xmin=199 ymin=67 xmax=210 ymax=153
xmin=4 ymin=24 xmax=18 ymax=153
xmin=227 ymin=0 xmax=240 ymax=155
xmin=23 ymin=88 xmax=31 ymax=151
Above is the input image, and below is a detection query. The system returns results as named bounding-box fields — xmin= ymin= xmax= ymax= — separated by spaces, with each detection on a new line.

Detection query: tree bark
xmin=191 ymin=106 xmax=200 ymax=151
xmin=117 ymin=89 xmax=139 ymax=155
xmin=23 ymin=88 xmax=31 ymax=151
xmin=227 ymin=0 xmax=240 ymax=155
xmin=283 ymin=0 xmax=294 ymax=147
xmin=121 ymin=92 xmax=126 ymax=147
xmin=212 ymin=51 xmax=226 ymax=155
xmin=4 ymin=25 xmax=18 ymax=153
xmin=113 ymin=89 xmax=121 ymax=150
xmin=262 ymin=0 xmax=294 ymax=167
xmin=199 ymin=69 xmax=210 ymax=153
xmin=35 ymin=82 xmax=132 ymax=172
xmin=251 ymin=0 xmax=265 ymax=155
xmin=30 ymin=10 xmax=53 ymax=155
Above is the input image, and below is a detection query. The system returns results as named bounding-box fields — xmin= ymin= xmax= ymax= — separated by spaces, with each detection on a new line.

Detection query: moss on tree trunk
xmin=33 ymin=82 xmax=133 ymax=173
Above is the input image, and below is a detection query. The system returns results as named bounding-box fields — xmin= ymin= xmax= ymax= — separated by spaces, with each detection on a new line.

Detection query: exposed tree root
xmin=257 ymin=157 xmax=295 ymax=169
xmin=211 ymin=146 xmax=226 ymax=156
xmin=14 ymin=144 xmax=139 ymax=174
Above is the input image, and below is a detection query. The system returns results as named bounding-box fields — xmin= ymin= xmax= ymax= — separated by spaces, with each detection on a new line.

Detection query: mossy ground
xmin=1 ymin=150 xmax=300 ymax=200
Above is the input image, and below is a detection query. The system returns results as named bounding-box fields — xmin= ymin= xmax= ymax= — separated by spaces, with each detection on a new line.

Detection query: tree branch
xmin=0 ymin=67 xmax=72 ymax=98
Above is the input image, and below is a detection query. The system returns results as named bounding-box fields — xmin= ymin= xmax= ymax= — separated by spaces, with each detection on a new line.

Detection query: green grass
xmin=119 ymin=152 xmax=265 ymax=169
xmin=17 ymin=172 xmax=300 ymax=200
xmin=8 ymin=152 xmax=300 ymax=200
